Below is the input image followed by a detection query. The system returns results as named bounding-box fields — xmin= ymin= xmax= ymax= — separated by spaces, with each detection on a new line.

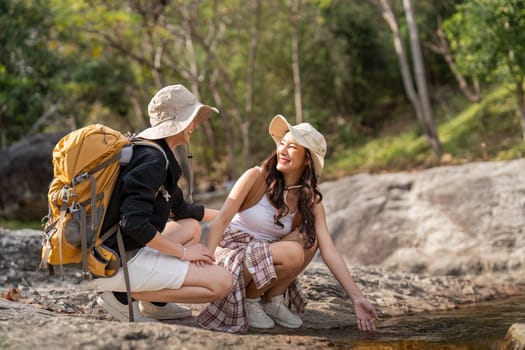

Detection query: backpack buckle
xmin=68 ymin=204 xmax=80 ymax=213
xmin=61 ymin=187 xmax=71 ymax=202
xmin=73 ymin=172 xmax=89 ymax=185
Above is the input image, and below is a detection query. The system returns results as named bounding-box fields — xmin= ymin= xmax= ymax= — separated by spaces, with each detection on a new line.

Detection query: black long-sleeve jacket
xmin=101 ymin=139 xmax=204 ymax=254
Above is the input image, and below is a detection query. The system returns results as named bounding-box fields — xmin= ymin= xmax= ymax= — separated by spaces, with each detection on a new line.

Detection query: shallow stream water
xmin=325 ymin=295 xmax=525 ymax=349
xmin=262 ymin=295 xmax=525 ymax=349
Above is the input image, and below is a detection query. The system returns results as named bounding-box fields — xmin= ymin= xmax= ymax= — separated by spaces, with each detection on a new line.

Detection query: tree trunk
xmin=175 ymin=3 xmax=204 ymax=191
xmin=403 ymin=0 xmax=441 ymax=156
xmin=291 ymin=0 xmax=303 ymax=123
xmin=378 ymin=1 xmax=424 ymax=135
xmin=244 ymin=0 xmax=262 ymax=170
xmin=27 ymin=105 xmax=58 ymax=136
xmin=428 ymin=19 xmax=480 ymax=103
xmin=210 ymin=69 xmax=236 ymax=181
xmin=189 ymin=26 xmax=247 ymax=179
xmin=516 ymin=79 xmax=525 ymax=140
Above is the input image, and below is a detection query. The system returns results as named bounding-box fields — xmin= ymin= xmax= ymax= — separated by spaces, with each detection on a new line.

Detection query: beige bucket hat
xmin=137 ymin=84 xmax=219 ymax=140
xmin=268 ymin=114 xmax=327 ymax=179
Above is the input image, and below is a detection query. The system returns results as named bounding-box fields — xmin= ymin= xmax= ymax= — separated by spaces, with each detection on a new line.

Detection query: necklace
xmin=283 ymin=184 xmax=301 ymax=207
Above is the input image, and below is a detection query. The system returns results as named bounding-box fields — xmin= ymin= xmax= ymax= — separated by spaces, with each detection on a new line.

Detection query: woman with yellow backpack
xmin=94 ymin=84 xmax=233 ymax=322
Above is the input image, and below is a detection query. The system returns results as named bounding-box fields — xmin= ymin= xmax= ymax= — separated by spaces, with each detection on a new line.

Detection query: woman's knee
xmin=209 ymin=267 xmax=233 ymax=299
xmin=273 ymin=241 xmax=305 ymax=271
xmin=188 ymin=219 xmax=202 ymax=242
xmin=164 ymin=219 xmax=201 ymax=243
xmin=179 ymin=218 xmax=201 ymax=241
xmin=183 ymin=264 xmax=232 ymax=300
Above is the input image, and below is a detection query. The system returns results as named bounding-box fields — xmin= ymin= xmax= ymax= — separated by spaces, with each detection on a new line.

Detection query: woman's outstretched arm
xmin=314 ymin=202 xmax=378 ymax=331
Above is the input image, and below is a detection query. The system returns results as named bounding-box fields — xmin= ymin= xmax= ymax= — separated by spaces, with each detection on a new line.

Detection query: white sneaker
xmin=96 ymin=292 xmax=156 ymax=323
xmin=246 ymin=298 xmax=275 ymax=329
xmin=264 ymin=295 xmax=302 ymax=328
xmin=138 ymin=301 xmax=192 ymax=320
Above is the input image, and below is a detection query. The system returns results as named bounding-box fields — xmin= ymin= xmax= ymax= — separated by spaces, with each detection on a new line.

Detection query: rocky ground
xmin=3 ymin=158 xmax=525 ymax=349
xmin=1 ymin=228 xmax=525 ymax=349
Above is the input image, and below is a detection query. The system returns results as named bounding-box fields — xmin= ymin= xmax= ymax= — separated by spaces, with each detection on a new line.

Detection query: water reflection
xmin=332 ymin=295 xmax=525 ymax=349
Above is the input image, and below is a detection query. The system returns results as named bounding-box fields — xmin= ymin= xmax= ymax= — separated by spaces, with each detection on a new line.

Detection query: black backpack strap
xmin=116 ymin=226 xmax=134 ymax=322
xmin=96 ymin=224 xmax=134 ymax=322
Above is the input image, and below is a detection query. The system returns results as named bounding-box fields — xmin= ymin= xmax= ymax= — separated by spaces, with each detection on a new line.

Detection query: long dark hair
xmin=262 ymin=150 xmax=323 ymax=248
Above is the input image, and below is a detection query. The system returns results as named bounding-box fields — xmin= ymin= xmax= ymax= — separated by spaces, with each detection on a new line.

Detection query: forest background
xmin=2 ymin=0 xmax=525 ymax=189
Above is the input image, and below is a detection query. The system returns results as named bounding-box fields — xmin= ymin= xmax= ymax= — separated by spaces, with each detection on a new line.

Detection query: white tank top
xmin=230 ymin=194 xmax=294 ymax=241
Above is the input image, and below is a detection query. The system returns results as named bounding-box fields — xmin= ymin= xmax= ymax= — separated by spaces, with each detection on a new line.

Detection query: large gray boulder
xmin=0 ymin=131 xmax=194 ymax=221
xmin=321 ymin=159 xmax=525 ymax=276
xmin=0 ymin=132 xmax=65 ymax=220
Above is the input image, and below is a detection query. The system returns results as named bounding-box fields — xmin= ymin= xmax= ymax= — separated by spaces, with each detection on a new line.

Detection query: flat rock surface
xmin=3 ymin=159 xmax=525 ymax=348
xmin=2 ymin=228 xmax=525 ymax=349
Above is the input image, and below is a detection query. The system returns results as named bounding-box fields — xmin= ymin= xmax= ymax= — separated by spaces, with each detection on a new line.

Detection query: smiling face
xmin=276 ymin=132 xmax=307 ymax=176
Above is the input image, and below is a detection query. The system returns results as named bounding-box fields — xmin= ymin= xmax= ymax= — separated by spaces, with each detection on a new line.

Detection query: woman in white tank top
xmin=198 ymin=115 xmax=377 ymax=333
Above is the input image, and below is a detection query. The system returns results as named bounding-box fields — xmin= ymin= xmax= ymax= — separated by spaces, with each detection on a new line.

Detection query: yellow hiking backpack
xmin=40 ymin=124 xmax=168 ymax=279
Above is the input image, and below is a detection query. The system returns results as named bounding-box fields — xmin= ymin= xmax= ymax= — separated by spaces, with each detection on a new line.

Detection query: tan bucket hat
xmin=269 ymin=114 xmax=327 ymax=179
xmin=137 ymin=84 xmax=219 ymax=140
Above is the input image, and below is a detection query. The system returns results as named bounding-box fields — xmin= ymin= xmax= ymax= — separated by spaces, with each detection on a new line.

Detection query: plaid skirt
xmin=197 ymin=227 xmax=306 ymax=333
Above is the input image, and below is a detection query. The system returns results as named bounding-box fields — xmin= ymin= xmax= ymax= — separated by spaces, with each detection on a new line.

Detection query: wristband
xmin=180 ymin=245 xmax=187 ymax=261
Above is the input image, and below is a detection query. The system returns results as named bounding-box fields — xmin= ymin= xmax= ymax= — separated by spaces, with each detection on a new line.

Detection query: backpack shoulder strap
xmin=239 ymin=166 xmax=267 ymax=212
xmin=121 ymin=138 xmax=169 ymax=170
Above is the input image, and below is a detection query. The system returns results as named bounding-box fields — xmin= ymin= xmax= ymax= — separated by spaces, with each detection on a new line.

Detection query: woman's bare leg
xmin=244 ymin=229 xmax=319 ymax=301
xmin=245 ymin=240 xmax=304 ymax=299
xmin=161 ymin=219 xmax=201 ymax=246
xmin=132 ymin=263 xmax=233 ymax=303
xmin=262 ymin=241 xmax=318 ymax=302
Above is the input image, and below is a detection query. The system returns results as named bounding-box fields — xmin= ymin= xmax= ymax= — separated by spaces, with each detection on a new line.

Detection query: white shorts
xmin=94 ymin=246 xmax=190 ymax=292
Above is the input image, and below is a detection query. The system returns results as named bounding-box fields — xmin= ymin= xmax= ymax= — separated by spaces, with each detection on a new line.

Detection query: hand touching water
xmin=352 ymin=296 xmax=378 ymax=331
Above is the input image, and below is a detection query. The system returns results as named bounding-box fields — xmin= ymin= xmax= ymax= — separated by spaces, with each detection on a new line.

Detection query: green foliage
xmin=3 ymin=0 xmax=525 ymax=182
xmin=0 ymin=0 xmax=61 ymax=144
xmin=444 ymin=0 xmax=525 ymax=83
xmin=438 ymin=84 xmax=525 ymax=161
xmin=0 ymin=0 xmax=143 ymax=146
xmin=327 ymin=84 xmax=524 ymax=177
xmin=439 ymin=86 xmax=516 ymax=156
xmin=0 ymin=219 xmax=42 ymax=230
xmin=328 ymin=126 xmax=430 ymax=177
